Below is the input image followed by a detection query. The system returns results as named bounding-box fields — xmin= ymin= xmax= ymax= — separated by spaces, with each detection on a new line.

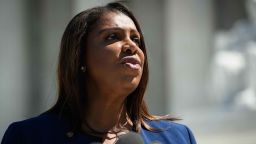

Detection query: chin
xmin=120 ymin=76 xmax=141 ymax=91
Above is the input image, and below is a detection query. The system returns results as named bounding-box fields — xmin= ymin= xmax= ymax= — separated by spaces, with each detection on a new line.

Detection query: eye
xmin=105 ymin=33 xmax=118 ymax=41
xmin=131 ymin=36 xmax=141 ymax=46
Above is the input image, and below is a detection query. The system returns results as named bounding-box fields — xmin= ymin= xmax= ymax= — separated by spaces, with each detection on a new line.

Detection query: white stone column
xmin=0 ymin=0 xmax=29 ymax=139
xmin=165 ymin=0 xmax=214 ymax=113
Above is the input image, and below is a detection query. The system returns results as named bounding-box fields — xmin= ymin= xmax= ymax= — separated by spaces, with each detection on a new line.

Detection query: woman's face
xmin=84 ymin=11 xmax=145 ymax=95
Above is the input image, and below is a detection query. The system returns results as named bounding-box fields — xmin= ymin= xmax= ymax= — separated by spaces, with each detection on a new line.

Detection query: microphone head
xmin=116 ymin=131 xmax=144 ymax=144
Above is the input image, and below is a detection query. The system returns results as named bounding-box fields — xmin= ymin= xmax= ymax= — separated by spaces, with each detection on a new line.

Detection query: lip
xmin=120 ymin=56 xmax=141 ymax=69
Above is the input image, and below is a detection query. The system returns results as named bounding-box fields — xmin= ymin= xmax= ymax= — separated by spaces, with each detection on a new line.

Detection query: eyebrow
xmin=98 ymin=27 xmax=140 ymax=36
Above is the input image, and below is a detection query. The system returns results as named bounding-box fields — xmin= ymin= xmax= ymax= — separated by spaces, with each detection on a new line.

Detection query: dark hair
xmin=47 ymin=2 xmax=175 ymax=133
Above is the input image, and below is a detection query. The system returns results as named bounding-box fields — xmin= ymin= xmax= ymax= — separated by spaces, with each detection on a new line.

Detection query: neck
xmin=83 ymin=81 xmax=130 ymax=134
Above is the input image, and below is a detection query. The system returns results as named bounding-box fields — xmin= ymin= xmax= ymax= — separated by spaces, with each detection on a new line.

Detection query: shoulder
xmin=1 ymin=113 xmax=69 ymax=144
xmin=140 ymin=120 xmax=197 ymax=144
xmin=147 ymin=120 xmax=194 ymax=135
xmin=5 ymin=113 xmax=68 ymax=132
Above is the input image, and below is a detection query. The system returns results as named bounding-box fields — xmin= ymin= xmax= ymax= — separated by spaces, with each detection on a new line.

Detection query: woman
xmin=2 ymin=2 xmax=196 ymax=144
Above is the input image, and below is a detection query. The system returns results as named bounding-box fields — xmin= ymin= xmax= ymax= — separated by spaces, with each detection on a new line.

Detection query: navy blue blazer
xmin=1 ymin=113 xmax=196 ymax=144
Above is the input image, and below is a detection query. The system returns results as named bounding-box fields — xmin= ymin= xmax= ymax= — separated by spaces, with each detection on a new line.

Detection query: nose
xmin=122 ymin=40 xmax=137 ymax=55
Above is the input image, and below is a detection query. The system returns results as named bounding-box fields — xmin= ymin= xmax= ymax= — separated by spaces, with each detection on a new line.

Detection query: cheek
xmin=138 ymin=49 xmax=145 ymax=67
xmin=85 ymin=43 xmax=121 ymax=72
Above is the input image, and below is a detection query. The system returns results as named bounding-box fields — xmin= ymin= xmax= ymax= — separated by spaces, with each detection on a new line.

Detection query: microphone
xmin=116 ymin=131 xmax=144 ymax=144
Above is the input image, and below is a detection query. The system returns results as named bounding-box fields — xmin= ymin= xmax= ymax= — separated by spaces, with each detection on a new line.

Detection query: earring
xmin=81 ymin=66 xmax=86 ymax=72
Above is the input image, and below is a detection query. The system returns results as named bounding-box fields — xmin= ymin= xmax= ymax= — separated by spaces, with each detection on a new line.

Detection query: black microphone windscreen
xmin=116 ymin=131 xmax=144 ymax=144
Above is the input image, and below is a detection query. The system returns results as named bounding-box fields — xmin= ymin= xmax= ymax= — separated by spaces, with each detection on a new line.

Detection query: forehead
xmin=94 ymin=11 xmax=138 ymax=31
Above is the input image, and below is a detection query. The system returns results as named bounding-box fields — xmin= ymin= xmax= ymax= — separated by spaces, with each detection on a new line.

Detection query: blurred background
xmin=1 ymin=0 xmax=256 ymax=143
